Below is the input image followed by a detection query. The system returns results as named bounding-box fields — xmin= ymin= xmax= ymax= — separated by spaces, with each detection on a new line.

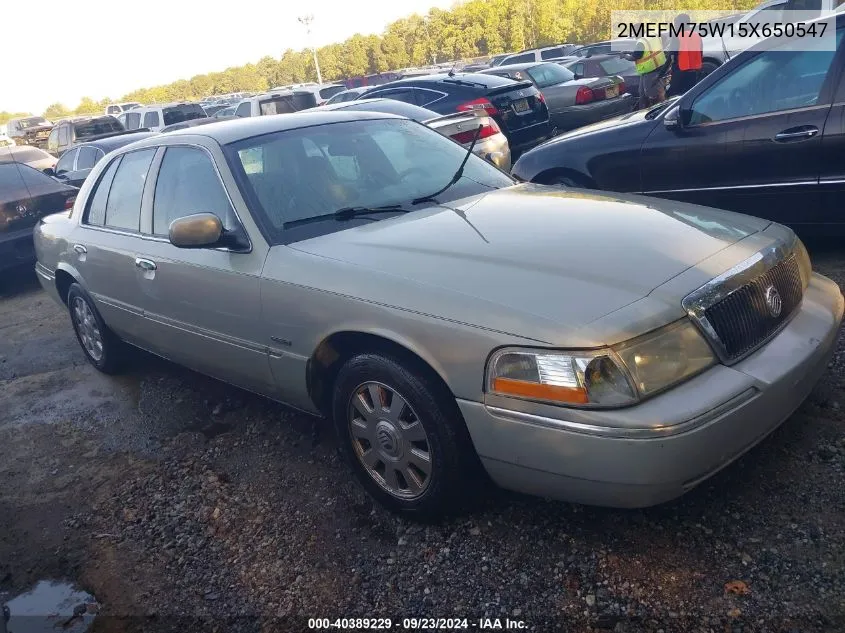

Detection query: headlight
xmin=794 ymin=237 xmax=812 ymax=290
xmin=487 ymin=319 xmax=715 ymax=408
xmin=613 ymin=319 xmax=715 ymax=397
xmin=487 ymin=348 xmax=637 ymax=407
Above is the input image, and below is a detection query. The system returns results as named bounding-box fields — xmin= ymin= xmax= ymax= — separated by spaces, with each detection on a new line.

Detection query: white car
xmin=132 ymin=103 xmax=207 ymax=132
xmin=104 ymin=102 xmax=141 ymax=116
xmin=0 ymin=130 xmax=14 ymax=147
xmin=232 ymin=90 xmax=319 ymax=118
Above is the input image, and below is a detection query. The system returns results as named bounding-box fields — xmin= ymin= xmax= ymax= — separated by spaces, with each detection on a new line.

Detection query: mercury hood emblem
xmin=764 ymin=285 xmax=782 ymax=318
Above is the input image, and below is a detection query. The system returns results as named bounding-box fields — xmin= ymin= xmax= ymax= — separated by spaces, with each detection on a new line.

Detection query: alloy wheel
xmin=347 ymin=381 xmax=433 ymax=499
xmin=72 ymin=297 xmax=104 ymax=362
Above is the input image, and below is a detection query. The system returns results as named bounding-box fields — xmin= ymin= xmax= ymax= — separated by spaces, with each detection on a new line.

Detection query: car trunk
xmin=485 ymin=81 xmax=550 ymax=150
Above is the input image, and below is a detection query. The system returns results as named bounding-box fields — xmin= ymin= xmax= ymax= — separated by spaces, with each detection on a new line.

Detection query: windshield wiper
xmin=283 ymin=205 xmax=407 ymax=228
xmin=412 ymin=124 xmax=483 ymax=205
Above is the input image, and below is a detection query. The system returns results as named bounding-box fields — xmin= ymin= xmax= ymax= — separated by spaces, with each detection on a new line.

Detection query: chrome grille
xmin=682 ymin=241 xmax=806 ymax=365
xmin=703 ymin=256 xmax=802 ymax=360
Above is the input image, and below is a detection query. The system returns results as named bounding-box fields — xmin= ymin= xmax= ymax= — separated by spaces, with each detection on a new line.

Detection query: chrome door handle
xmin=73 ymin=244 xmax=87 ymax=254
xmin=135 ymin=258 xmax=157 ymax=271
xmin=774 ymin=127 xmax=819 ymax=141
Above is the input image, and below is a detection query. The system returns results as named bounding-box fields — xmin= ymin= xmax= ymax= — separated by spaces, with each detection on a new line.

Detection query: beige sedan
xmin=33 ymin=111 xmax=843 ymax=519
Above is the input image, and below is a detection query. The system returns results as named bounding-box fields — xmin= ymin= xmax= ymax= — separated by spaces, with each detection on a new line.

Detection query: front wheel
xmin=331 ymin=352 xmax=479 ymax=519
xmin=67 ymin=283 xmax=126 ymax=374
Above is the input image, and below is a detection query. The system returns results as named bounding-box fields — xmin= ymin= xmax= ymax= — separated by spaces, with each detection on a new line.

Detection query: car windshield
xmin=226 ymin=118 xmax=514 ymax=243
xmin=163 ymin=105 xmax=206 ymax=125
xmin=526 ymin=63 xmax=574 ymax=87
xmin=599 ymin=57 xmax=635 ymax=74
xmin=19 ymin=117 xmax=50 ymax=129
xmin=74 ymin=118 xmax=123 ymax=138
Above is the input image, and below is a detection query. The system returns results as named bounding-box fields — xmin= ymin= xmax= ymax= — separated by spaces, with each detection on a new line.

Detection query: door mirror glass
xmin=168 ymin=213 xmax=223 ymax=248
xmin=664 ymin=105 xmax=683 ymax=130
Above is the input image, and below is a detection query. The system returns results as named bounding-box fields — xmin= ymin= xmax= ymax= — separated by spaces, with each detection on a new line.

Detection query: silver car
xmin=33 ymin=111 xmax=844 ymax=519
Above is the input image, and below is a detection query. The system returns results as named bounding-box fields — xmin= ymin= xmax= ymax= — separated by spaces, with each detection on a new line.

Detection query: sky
xmin=2 ymin=0 xmax=453 ymax=115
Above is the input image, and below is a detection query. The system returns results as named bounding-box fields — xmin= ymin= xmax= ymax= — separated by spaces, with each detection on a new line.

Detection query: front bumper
xmin=459 ymin=273 xmax=844 ymax=507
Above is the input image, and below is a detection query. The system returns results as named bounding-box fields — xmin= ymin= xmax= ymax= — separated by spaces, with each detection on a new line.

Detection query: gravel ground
xmin=1 ymin=242 xmax=844 ymax=633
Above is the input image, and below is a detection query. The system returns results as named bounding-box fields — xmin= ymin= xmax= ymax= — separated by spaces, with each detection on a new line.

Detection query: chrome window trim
xmin=643 ymin=180 xmax=817 ymax=194
xmin=415 ymin=88 xmax=448 ymax=107
xmin=681 ymin=237 xmax=800 ymax=364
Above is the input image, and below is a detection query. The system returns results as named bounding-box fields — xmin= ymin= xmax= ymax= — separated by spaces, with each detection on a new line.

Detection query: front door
xmin=641 ymin=31 xmax=843 ymax=226
xmin=131 ymin=144 xmax=275 ymax=397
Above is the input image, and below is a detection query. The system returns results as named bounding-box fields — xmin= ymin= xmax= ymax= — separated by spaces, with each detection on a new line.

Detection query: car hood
xmin=287 ymin=184 xmax=769 ymax=340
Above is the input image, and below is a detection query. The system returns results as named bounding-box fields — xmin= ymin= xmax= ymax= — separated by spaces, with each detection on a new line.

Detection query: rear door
xmin=130 ymin=145 xmax=275 ymax=396
xmin=641 ymin=31 xmax=843 ymax=226
xmin=71 ymin=149 xmax=156 ymax=343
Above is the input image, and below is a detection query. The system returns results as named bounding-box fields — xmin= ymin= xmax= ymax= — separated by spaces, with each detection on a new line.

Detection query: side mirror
xmin=168 ymin=213 xmax=223 ymax=248
xmin=43 ymin=167 xmax=56 ymax=177
xmin=663 ymin=105 xmax=684 ymax=131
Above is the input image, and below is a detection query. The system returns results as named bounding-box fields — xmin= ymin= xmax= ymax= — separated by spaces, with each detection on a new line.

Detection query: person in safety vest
xmin=627 ymin=34 xmax=669 ymax=109
xmin=668 ymin=13 xmax=703 ymax=97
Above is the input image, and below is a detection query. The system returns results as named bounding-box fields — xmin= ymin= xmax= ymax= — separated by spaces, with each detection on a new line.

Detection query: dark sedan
xmin=512 ymin=14 xmax=845 ymax=234
xmin=562 ymin=54 xmax=640 ymax=99
xmin=1 ymin=146 xmax=77 ymax=274
xmin=49 ymin=132 xmax=156 ymax=188
xmin=359 ymin=72 xmax=551 ymax=154
xmin=482 ymin=62 xmax=633 ymax=134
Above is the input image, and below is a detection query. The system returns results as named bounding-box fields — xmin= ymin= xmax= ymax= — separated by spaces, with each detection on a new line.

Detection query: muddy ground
xmin=1 ymin=242 xmax=844 ymax=633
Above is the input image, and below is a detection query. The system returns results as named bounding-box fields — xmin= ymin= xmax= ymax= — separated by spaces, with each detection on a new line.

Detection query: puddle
xmin=2 ymin=581 xmax=98 ymax=633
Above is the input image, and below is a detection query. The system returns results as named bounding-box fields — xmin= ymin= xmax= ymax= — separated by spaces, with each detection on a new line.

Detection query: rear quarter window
xmin=163 ymin=105 xmax=206 ymax=125
xmin=75 ymin=118 xmax=123 ymax=139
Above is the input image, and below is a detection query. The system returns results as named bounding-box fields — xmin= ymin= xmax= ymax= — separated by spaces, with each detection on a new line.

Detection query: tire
xmin=331 ymin=352 xmax=480 ymax=520
xmin=546 ymin=172 xmax=590 ymax=188
xmin=67 ymin=283 xmax=126 ymax=374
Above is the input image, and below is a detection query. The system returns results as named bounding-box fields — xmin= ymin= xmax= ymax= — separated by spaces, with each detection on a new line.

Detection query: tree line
xmin=5 ymin=0 xmax=756 ymax=123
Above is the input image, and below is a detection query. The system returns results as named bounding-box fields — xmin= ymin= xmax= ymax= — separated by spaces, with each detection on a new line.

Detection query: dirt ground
xmin=1 ymin=241 xmax=844 ymax=633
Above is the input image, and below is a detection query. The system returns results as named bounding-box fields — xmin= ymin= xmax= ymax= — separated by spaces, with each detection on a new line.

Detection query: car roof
xmin=484 ymin=61 xmax=549 ymax=72
xmin=369 ymin=72 xmax=519 ymax=90
xmin=318 ymin=98 xmax=436 ymax=121
xmin=67 ymin=115 xmax=118 ymax=124
xmin=570 ymin=54 xmax=631 ymax=63
xmin=140 ymin=110 xmax=402 ymax=145
xmin=77 ymin=132 xmax=157 ymax=151
xmin=1 ymin=145 xmax=52 ymax=161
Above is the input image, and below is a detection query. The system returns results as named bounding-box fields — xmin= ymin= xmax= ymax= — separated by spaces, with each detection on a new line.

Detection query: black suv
xmin=6 ymin=116 xmax=54 ymax=149
xmin=46 ymin=116 xmax=129 ymax=157
xmin=360 ymin=73 xmax=551 ymax=154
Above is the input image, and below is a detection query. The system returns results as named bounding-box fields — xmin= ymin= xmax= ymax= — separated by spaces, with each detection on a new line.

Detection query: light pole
xmin=298 ymin=14 xmax=323 ymax=84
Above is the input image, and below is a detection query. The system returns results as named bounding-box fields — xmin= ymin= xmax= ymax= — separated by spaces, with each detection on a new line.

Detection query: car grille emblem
xmin=764 ymin=285 xmax=782 ymax=318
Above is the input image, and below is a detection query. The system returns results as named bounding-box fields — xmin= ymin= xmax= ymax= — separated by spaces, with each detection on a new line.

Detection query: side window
xmin=416 ymin=89 xmax=446 ymax=107
xmin=0 ymin=164 xmax=30 ymax=204
xmin=76 ymin=146 xmax=99 ymax=171
xmin=540 ymin=47 xmax=564 ymax=60
xmin=104 ymin=149 xmax=156 ymax=231
xmin=371 ymin=89 xmax=418 ymax=104
xmin=688 ymin=31 xmax=843 ymax=125
xmin=55 ymin=149 xmax=77 ymax=175
xmin=125 ymin=112 xmax=141 ymax=130
xmin=506 ymin=53 xmax=536 ymax=64
xmin=47 ymin=128 xmax=59 ymax=152
xmin=85 ymin=158 xmax=121 ymax=226
xmin=58 ymin=125 xmax=69 ymax=146
xmin=572 ymin=63 xmax=585 ymax=77
xmin=235 ymin=102 xmax=251 ymax=118
xmin=152 ymin=147 xmax=235 ymax=236
xmin=143 ymin=111 xmax=160 ymax=128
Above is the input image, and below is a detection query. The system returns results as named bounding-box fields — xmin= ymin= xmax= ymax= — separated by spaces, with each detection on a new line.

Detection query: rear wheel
xmin=331 ymin=352 xmax=479 ymax=519
xmin=544 ymin=172 xmax=591 ymax=188
xmin=67 ymin=283 xmax=126 ymax=374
